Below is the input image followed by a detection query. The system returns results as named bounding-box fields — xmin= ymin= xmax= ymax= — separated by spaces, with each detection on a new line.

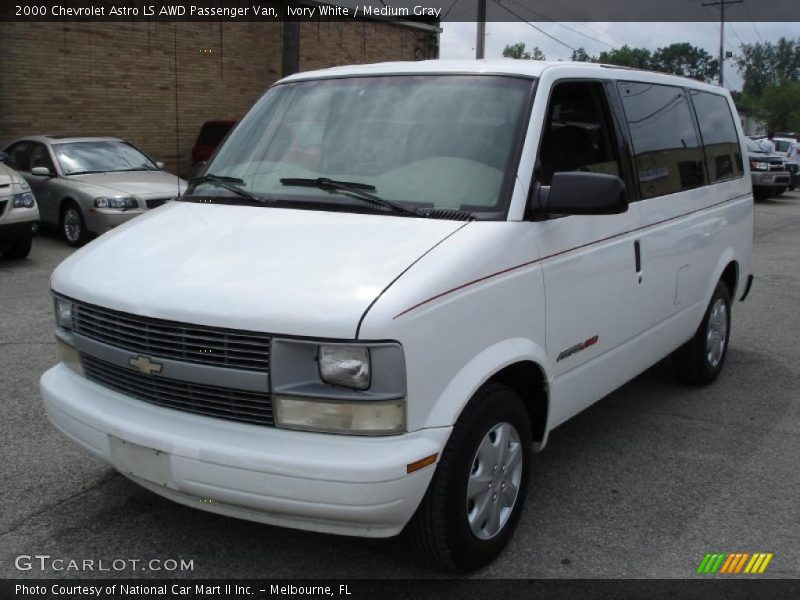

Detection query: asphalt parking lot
xmin=2 ymin=193 xmax=799 ymax=580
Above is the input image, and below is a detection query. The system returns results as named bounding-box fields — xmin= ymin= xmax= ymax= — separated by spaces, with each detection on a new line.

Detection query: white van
xmin=41 ymin=61 xmax=754 ymax=571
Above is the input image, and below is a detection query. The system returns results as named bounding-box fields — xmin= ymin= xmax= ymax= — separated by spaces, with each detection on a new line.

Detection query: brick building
xmin=0 ymin=19 xmax=439 ymax=176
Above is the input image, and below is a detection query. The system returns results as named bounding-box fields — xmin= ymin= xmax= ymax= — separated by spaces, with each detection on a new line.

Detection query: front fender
xmin=424 ymin=337 xmax=550 ymax=435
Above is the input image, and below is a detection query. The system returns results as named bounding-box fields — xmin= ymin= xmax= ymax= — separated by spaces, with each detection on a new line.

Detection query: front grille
xmin=73 ymin=302 xmax=270 ymax=371
xmin=768 ymin=164 xmax=785 ymax=172
xmin=146 ymin=197 xmax=170 ymax=209
xmin=82 ymin=354 xmax=274 ymax=426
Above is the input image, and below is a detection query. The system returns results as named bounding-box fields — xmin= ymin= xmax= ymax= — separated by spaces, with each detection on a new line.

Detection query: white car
xmin=41 ymin=60 xmax=754 ymax=571
xmin=0 ymin=159 xmax=39 ymax=259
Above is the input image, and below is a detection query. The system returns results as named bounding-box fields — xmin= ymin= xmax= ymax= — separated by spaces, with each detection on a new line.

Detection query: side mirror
xmin=0 ymin=152 xmax=7 ymax=163
xmin=188 ymin=160 xmax=207 ymax=182
xmin=156 ymin=161 xmax=165 ymax=170
xmin=534 ymin=172 xmax=627 ymax=217
xmin=31 ymin=166 xmax=52 ymax=177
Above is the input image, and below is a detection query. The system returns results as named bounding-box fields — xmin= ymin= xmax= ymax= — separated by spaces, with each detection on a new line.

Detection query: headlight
xmin=750 ymin=161 xmax=770 ymax=171
xmin=318 ymin=345 xmax=370 ymax=390
xmin=274 ymin=396 xmax=404 ymax=435
xmin=12 ymin=191 xmax=36 ymax=208
xmin=95 ymin=196 xmax=137 ymax=209
xmin=54 ymin=297 xmax=74 ymax=330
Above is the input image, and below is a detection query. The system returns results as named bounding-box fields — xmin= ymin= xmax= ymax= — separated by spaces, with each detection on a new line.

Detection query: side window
xmin=617 ymin=82 xmax=705 ymax=199
xmin=29 ymin=143 xmax=56 ymax=174
xmin=538 ymin=81 xmax=620 ymax=186
xmin=4 ymin=142 xmax=33 ymax=172
xmin=690 ymin=91 xmax=743 ymax=183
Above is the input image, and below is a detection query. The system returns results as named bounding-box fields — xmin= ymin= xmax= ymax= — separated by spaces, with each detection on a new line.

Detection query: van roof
xmin=280 ymin=59 xmax=729 ymax=95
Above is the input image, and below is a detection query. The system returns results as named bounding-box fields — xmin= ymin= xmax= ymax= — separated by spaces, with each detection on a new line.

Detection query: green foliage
xmin=570 ymin=47 xmax=595 ymax=62
xmin=650 ymin=43 xmax=719 ymax=82
xmin=756 ymin=80 xmax=800 ymax=132
xmin=597 ymin=45 xmax=652 ymax=70
xmin=502 ymin=43 xmax=546 ymax=60
xmin=736 ymin=37 xmax=800 ymax=96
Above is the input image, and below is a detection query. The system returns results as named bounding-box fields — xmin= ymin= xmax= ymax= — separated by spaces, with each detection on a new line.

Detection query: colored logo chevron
xmin=697 ymin=552 xmax=773 ymax=574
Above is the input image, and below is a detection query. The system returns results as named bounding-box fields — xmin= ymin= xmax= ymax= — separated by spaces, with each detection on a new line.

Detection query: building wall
xmin=0 ymin=20 xmax=437 ymax=176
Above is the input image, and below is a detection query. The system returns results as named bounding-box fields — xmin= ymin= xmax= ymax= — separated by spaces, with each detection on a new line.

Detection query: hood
xmin=68 ymin=170 xmax=186 ymax=197
xmin=0 ymin=163 xmax=27 ymax=193
xmin=51 ymin=202 xmax=466 ymax=339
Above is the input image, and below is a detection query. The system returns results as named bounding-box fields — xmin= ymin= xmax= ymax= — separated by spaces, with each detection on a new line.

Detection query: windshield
xmin=54 ymin=141 xmax=158 ymax=175
xmin=192 ymin=75 xmax=534 ymax=216
xmin=774 ymin=140 xmax=792 ymax=153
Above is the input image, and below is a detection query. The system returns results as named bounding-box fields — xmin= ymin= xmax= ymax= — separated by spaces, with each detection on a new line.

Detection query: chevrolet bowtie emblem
xmin=129 ymin=355 xmax=163 ymax=376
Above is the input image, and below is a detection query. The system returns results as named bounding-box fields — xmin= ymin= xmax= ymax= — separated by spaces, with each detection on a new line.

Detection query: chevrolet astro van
xmin=41 ymin=61 xmax=754 ymax=571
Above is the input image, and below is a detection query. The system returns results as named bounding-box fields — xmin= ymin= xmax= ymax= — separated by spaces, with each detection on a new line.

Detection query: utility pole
xmin=476 ymin=0 xmax=486 ymax=59
xmin=703 ymin=0 xmax=743 ymax=87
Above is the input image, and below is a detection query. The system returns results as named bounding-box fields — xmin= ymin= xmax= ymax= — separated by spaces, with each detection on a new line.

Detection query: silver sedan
xmin=2 ymin=136 xmax=186 ymax=246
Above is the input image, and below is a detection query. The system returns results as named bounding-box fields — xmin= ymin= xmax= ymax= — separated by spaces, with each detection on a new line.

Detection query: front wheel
xmin=673 ymin=281 xmax=731 ymax=386
xmin=61 ymin=202 xmax=87 ymax=247
xmin=404 ymin=383 xmax=532 ymax=572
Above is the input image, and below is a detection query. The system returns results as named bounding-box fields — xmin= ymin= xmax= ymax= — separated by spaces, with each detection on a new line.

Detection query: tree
xmin=736 ymin=37 xmax=800 ymax=95
xmin=570 ymin=47 xmax=596 ymax=62
xmin=650 ymin=43 xmax=719 ymax=82
xmin=503 ymin=43 xmax=546 ymax=60
xmin=597 ymin=45 xmax=652 ymax=70
xmin=755 ymin=80 xmax=800 ymax=132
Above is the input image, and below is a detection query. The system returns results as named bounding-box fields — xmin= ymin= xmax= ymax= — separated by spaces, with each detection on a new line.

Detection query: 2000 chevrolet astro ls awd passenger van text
xmin=41 ymin=61 xmax=754 ymax=571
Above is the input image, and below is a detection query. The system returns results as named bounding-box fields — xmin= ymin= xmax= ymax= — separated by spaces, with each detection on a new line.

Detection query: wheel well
xmin=720 ymin=261 xmax=738 ymax=299
xmin=59 ymin=198 xmax=77 ymax=218
xmin=488 ymin=361 xmax=548 ymax=444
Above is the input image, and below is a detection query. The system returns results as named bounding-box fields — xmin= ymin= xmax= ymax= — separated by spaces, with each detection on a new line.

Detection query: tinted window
xmin=539 ymin=81 xmax=620 ymax=185
xmin=4 ymin=142 xmax=33 ymax=172
xmin=29 ymin=143 xmax=56 ymax=173
xmin=197 ymin=122 xmax=234 ymax=146
xmin=690 ymin=91 xmax=743 ymax=182
xmin=618 ymin=82 xmax=705 ymax=198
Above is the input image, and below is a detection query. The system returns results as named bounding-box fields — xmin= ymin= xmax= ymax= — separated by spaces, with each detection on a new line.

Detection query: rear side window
xmin=4 ymin=142 xmax=33 ymax=172
xmin=618 ymin=82 xmax=705 ymax=199
xmin=690 ymin=91 xmax=744 ymax=182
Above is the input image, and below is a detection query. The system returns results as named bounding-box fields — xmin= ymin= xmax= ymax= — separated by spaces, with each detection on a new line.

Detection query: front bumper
xmin=84 ymin=208 xmax=145 ymax=235
xmin=40 ymin=363 xmax=448 ymax=537
xmin=0 ymin=220 xmax=38 ymax=243
xmin=751 ymin=172 xmax=791 ymax=188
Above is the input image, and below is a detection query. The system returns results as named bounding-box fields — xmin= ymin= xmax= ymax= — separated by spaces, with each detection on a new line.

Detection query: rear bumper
xmin=40 ymin=363 xmax=448 ymax=537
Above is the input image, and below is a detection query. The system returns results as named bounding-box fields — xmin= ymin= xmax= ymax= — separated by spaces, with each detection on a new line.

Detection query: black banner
xmin=1 ymin=0 xmax=799 ymax=23
xmin=4 ymin=579 xmax=800 ymax=600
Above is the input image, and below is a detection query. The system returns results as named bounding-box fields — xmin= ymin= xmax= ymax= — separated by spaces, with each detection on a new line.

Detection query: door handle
xmin=634 ymin=240 xmax=642 ymax=283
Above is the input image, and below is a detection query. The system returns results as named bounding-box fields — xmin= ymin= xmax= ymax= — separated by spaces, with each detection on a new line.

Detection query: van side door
xmin=615 ymin=82 xmax=748 ymax=341
xmin=533 ymin=79 xmax=644 ymax=427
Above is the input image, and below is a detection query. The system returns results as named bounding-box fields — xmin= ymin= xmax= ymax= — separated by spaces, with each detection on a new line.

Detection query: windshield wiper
xmin=189 ymin=173 xmax=264 ymax=203
xmin=280 ymin=177 xmax=425 ymax=217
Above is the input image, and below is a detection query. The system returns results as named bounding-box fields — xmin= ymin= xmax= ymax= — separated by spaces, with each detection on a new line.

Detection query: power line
xmin=535 ymin=0 xmax=632 ymax=47
xmin=493 ymin=0 xmax=578 ymax=53
xmin=741 ymin=2 xmax=764 ymax=42
xmin=505 ymin=0 xmax=615 ymax=49
xmin=703 ymin=0 xmax=743 ymax=87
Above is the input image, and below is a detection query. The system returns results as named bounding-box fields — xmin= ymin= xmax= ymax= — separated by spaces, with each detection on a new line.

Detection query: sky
xmin=439 ymin=21 xmax=797 ymax=90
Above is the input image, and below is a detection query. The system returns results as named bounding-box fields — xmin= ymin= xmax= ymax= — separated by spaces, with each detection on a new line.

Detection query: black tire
xmin=404 ymin=382 xmax=532 ymax=572
xmin=1 ymin=234 xmax=32 ymax=259
xmin=61 ymin=201 xmax=88 ymax=247
xmin=673 ymin=281 xmax=731 ymax=386
xmin=774 ymin=186 xmax=787 ymax=197
xmin=753 ymin=188 xmax=769 ymax=202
